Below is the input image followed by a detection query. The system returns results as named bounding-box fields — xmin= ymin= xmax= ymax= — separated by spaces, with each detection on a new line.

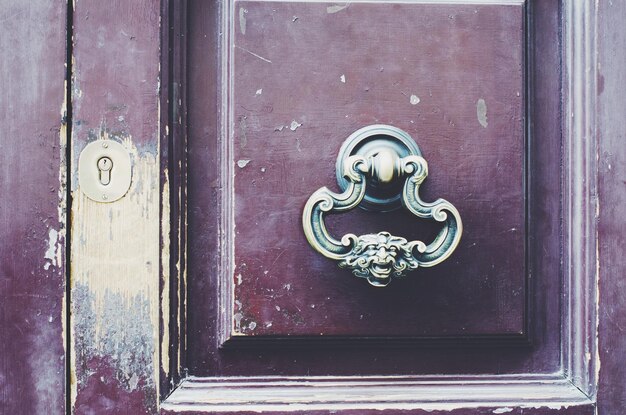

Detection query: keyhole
xmin=97 ymin=157 xmax=113 ymax=185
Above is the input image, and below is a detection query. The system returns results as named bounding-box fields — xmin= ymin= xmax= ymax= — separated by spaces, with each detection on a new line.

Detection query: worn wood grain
xmin=0 ymin=1 xmax=68 ymax=414
xmin=70 ymin=0 xmax=162 ymax=413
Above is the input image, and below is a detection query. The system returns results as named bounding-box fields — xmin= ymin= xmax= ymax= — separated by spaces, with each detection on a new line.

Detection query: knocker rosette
xmin=302 ymin=125 xmax=463 ymax=287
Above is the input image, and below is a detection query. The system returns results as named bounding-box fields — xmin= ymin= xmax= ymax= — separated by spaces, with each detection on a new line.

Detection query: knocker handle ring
xmin=302 ymin=125 xmax=462 ymax=287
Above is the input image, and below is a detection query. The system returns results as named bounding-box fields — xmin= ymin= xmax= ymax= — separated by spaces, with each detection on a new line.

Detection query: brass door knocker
xmin=302 ymin=125 xmax=462 ymax=287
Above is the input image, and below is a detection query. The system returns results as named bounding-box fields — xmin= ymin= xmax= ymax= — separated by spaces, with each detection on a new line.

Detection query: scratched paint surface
xmin=0 ymin=1 xmax=67 ymax=413
xmin=70 ymin=0 xmax=161 ymax=413
xmin=230 ymin=2 xmax=526 ymax=337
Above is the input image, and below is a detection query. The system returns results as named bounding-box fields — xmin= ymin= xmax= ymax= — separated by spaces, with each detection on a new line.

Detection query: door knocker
xmin=302 ymin=125 xmax=462 ymax=287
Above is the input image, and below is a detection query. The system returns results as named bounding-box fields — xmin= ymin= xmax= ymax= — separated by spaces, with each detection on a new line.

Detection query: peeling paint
xmin=234 ymin=313 xmax=243 ymax=332
xmin=160 ymin=169 xmax=171 ymax=378
xmin=71 ymin=146 xmax=160 ymax=412
xmin=327 ymin=4 xmax=349 ymax=14
xmin=44 ymin=228 xmax=62 ymax=270
xmin=289 ymin=120 xmax=302 ymax=131
xmin=477 ymin=98 xmax=488 ymax=128
xmin=237 ymin=159 xmax=251 ymax=168
xmin=239 ymin=7 xmax=247 ymax=35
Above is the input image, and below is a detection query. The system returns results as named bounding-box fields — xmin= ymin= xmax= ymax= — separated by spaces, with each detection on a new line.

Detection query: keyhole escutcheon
xmin=97 ymin=156 xmax=113 ymax=185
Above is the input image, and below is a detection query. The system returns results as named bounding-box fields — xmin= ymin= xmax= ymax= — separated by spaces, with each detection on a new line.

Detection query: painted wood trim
xmin=69 ymin=0 xmax=163 ymax=413
xmin=561 ymin=0 xmax=599 ymax=399
xmin=161 ymin=375 xmax=592 ymax=413
xmin=595 ymin=1 xmax=626 ymax=414
xmin=160 ymin=0 xmax=190 ymax=400
xmin=0 ymin=1 xmax=68 ymax=413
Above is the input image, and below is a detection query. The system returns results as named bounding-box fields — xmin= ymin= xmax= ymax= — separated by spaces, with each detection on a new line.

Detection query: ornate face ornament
xmin=338 ymin=232 xmax=423 ymax=287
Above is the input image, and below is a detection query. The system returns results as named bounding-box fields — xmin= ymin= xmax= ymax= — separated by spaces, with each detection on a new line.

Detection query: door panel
xmin=184 ymin=0 xmax=562 ymax=379
xmin=230 ymin=1 xmax=526 ymax=340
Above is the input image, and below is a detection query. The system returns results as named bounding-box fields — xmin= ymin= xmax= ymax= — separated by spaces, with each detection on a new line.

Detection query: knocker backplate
xmin=335 ymin=124 xmax=422 ymax=212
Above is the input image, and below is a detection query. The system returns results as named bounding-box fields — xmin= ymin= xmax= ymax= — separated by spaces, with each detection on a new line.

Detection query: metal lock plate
xmin=78 ymin=139 xmax=132 ymax=203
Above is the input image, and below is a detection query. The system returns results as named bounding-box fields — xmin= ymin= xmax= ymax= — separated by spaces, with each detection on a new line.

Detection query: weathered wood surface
xmin=596 ymin=0 xmax=626 ymax=413
xmin=70 ymin=0 xmax=162 ymax=413
xmin=0 ymin=1 xmax=67 ymax=414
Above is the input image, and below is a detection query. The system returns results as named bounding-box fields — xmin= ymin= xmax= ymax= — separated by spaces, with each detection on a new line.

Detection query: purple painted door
xmin=5 ymin=1 xmax=626 ymax=414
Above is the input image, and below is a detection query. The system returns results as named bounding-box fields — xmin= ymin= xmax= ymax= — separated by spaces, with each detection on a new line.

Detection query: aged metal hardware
xmin=78 ymin=140 xmax=132 ymax=203
xmin=302 ymin=125 xmax=462 ymax=287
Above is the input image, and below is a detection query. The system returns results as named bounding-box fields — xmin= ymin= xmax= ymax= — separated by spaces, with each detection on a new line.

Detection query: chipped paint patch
xmin=327 ymin=4 xmax=349 ymax=14
xmin=44 ymin=228 xmax=62 ymax=270
xmin=410 ymin=94 xmax=420 ymax=105
xmin=73 ymin=286 xmax=156 ymax=414
xmin=160 ymin=169 xmax=171 ymax=377
xmin=237 ymin=159 xmax=251 ymax=168
xmin=492 ymin=408 xmax=514 ymax=414
xmin=71 ymin=147 xmax=160 ymax=412
xmin=477 ymin=98 xmax=488 ymax=128
xmin=340 ymin=74 xmax=346 ymax=83
xmin=290 ymin=120 xmax=302 ymax=131
xmin=239 ymin=7 xmax=247 ymax=35
xmin=255 ymin=88 xmax=262 ymax=96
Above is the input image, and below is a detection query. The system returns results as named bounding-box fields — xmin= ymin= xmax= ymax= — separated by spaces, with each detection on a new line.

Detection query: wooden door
xmin=3 ymin=1 xmax=626 ymax=414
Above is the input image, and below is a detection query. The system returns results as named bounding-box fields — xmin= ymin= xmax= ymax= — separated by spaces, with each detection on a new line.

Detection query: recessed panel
xmin=227 ymin=1 xmax=526 ymax=341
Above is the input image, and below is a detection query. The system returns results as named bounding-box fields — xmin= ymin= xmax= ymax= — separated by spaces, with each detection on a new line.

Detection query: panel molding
xmin=561 ymin=0 xmax=599 ymax=399
xmin=162 ymin=375 xmax=592 ymax=413
xmin=219 ymin=0 xmax=532 ymax=348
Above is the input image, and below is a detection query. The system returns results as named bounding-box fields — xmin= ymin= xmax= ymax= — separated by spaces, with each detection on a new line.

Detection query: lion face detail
xmin=338 ymin=232 xmax=421 ymax=287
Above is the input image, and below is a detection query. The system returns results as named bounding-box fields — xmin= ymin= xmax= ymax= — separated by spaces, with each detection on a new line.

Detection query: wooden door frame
xmin=59 ymin=0 xmax=626 ymax=414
